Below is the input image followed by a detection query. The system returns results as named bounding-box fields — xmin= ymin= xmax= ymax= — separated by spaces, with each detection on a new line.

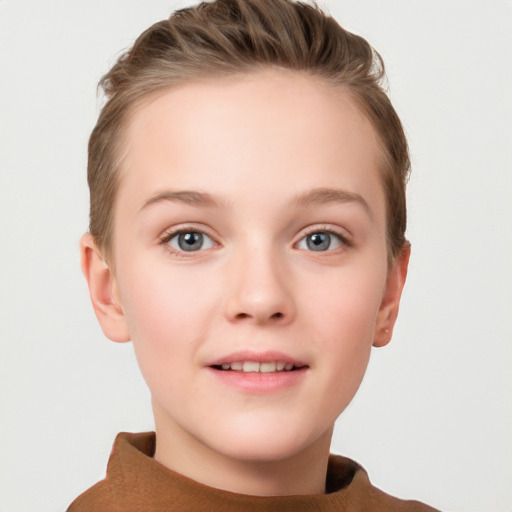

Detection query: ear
xmin=373 ymin=243 xmax=411 ymax=348
xmin=80 ymin=233 xmax=131 ymax=343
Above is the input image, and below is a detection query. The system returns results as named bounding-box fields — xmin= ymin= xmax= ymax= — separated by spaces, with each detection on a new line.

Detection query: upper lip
xmin=205 ymin=350 xmax=308 ymax=368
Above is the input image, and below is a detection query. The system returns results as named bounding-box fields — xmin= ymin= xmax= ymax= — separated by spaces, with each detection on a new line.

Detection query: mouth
xmin=206 ymin=351 xmax=309 ymax=392
xmin=207 ymin=354 xmax=309 ymax=396
xmin=206 ymin=350 xmax=310 ymax=395
xmin=211 ymin=361 xmax=307 ymax=373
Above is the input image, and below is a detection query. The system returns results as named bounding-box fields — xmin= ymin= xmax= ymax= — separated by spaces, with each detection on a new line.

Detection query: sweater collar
xmin=105 ymin=431 xmax=367 ymax=511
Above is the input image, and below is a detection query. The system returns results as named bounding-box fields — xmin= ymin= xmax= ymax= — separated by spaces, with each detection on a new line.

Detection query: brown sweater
xmin=67 ymin=432 xmax=439 ymax=511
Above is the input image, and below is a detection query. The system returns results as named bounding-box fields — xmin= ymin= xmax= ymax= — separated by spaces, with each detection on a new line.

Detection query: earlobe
xmin=373 ymin=243 xmax=411 ymax=348
xmin=80 ymin=233 xmax=131 ymax=343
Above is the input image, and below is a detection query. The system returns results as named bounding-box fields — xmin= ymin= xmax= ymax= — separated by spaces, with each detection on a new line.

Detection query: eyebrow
xmin=140 ymin=190 xmax=224 ymax=211
xmin=293 ymin=187 xmax=373 ymax=217
xmin=140 ymin=187 xmax=372 ymax=217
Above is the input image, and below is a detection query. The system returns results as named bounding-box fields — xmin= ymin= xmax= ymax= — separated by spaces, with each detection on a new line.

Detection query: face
xmin=87 ymin=69 xmax=407 ymax=469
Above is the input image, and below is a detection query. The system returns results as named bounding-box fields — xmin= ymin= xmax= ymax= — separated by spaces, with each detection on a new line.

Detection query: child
xmin=69 ymin=0 xmax=438 ymax=510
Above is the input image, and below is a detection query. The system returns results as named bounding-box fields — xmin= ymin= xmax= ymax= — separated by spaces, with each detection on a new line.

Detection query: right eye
xmin=165 ymin=230 xmax=215 ymax=253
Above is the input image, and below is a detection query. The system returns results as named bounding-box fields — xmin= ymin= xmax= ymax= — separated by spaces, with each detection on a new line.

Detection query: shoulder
xmin=66 ymin=479 xmax=112 ymax=512
xmin=66 ymin=432 xmax=156 ymax=512
xmin=328 ymin=454 xmax=440 ymax=511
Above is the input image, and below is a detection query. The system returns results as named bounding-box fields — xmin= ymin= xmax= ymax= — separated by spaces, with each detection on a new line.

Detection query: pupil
xmin=307 ymin=232 xmax=330 ymax=251
xmin=179 ymin=232 xmax=203 ymax=251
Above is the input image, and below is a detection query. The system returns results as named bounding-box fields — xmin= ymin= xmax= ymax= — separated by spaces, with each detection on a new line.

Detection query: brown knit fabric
xmin=67 ymin=432 xmax=439 ymax=512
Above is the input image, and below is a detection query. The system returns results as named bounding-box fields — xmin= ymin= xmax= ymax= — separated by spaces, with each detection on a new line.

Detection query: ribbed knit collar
xmin=93 ymin=431 xmax=437 ymax=512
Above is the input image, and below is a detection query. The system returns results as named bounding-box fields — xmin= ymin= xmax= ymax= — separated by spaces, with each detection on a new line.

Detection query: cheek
xmin=303 ymin=265 xmax=386 ymax=392
xmin=306 ymin=267 xmax=385 ymax=341
xmin=116 ymin=264 xmax=220 ymax=377
xmin=120 ymin=257 xmax=214 ymax=326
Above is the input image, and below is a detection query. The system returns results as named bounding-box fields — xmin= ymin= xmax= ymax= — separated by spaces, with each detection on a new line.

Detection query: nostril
xmin=234 ymin=311 xmax=284 ymax=321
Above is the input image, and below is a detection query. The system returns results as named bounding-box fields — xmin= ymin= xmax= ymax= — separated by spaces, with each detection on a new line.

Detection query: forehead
xmin=117 ymin=68 xmax=385 ymax=220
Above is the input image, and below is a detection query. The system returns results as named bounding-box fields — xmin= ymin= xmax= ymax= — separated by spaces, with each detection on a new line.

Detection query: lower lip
xmin=206 ymin=367 xmax=308 ymax=394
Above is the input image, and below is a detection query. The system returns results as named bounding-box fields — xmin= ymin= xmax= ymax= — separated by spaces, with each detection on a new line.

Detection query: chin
xmin=205 ymin=419 xmax=329 ymax=463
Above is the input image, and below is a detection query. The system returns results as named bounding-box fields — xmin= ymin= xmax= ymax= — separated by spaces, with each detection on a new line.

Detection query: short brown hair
xmin=88 ymin=0 xmax=410 ymax=262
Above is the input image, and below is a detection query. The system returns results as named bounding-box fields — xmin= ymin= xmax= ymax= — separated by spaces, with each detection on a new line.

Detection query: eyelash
xmin=298 ymin=225 xmax=352 ymax=251
xmin=158 ymin=225 xmax=351 ymax=257
xmin=159 ymin=226 xmax=217 ymax=258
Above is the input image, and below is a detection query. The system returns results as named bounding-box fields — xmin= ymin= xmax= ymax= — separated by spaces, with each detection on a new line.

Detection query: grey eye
xmin=168 ymin=231 xmax=214 ymax=252
xmin=298 ymin=231 xmax=343 ymax=252
xmin=307 ymin=232 xmax=331 ymax=251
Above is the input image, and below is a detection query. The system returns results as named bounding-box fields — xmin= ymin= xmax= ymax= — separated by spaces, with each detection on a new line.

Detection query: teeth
xmin=243 ymin=361 xmax=260 ymax=373
xmin=260 ymin=362 xmax=276 ymax=373
xmin=218 ymin=361 xmax=300 ymax=373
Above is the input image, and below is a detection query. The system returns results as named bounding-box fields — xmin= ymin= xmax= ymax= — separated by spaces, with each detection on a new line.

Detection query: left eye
xmin=167 ymin=231 xmax=215 ymax=252
xmin=297 ymin=231 xmax=344 ymax=252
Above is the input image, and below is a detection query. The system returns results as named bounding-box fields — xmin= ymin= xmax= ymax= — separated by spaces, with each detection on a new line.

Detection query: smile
xmin=206 ymin=351 xmax=309 ymax=393
xmin=212 ymin=361 xmax=305 ymax=373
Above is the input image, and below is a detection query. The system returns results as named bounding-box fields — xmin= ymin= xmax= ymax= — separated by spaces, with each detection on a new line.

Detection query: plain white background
xmin=1 ymin=1 xmax=511 ymax=510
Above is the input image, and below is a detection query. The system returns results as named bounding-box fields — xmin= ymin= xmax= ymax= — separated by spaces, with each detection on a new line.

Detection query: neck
xmin=152 ymin=407 xmax=333 ymax=496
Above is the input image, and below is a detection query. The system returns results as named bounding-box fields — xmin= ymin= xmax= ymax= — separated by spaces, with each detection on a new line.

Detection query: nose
xmin=224 ymin=245 xmax=295 ymax=325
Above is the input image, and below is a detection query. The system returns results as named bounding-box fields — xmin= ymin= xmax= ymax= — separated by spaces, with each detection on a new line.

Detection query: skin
xmin=81 ymin=68 xmax=410 ymax=496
